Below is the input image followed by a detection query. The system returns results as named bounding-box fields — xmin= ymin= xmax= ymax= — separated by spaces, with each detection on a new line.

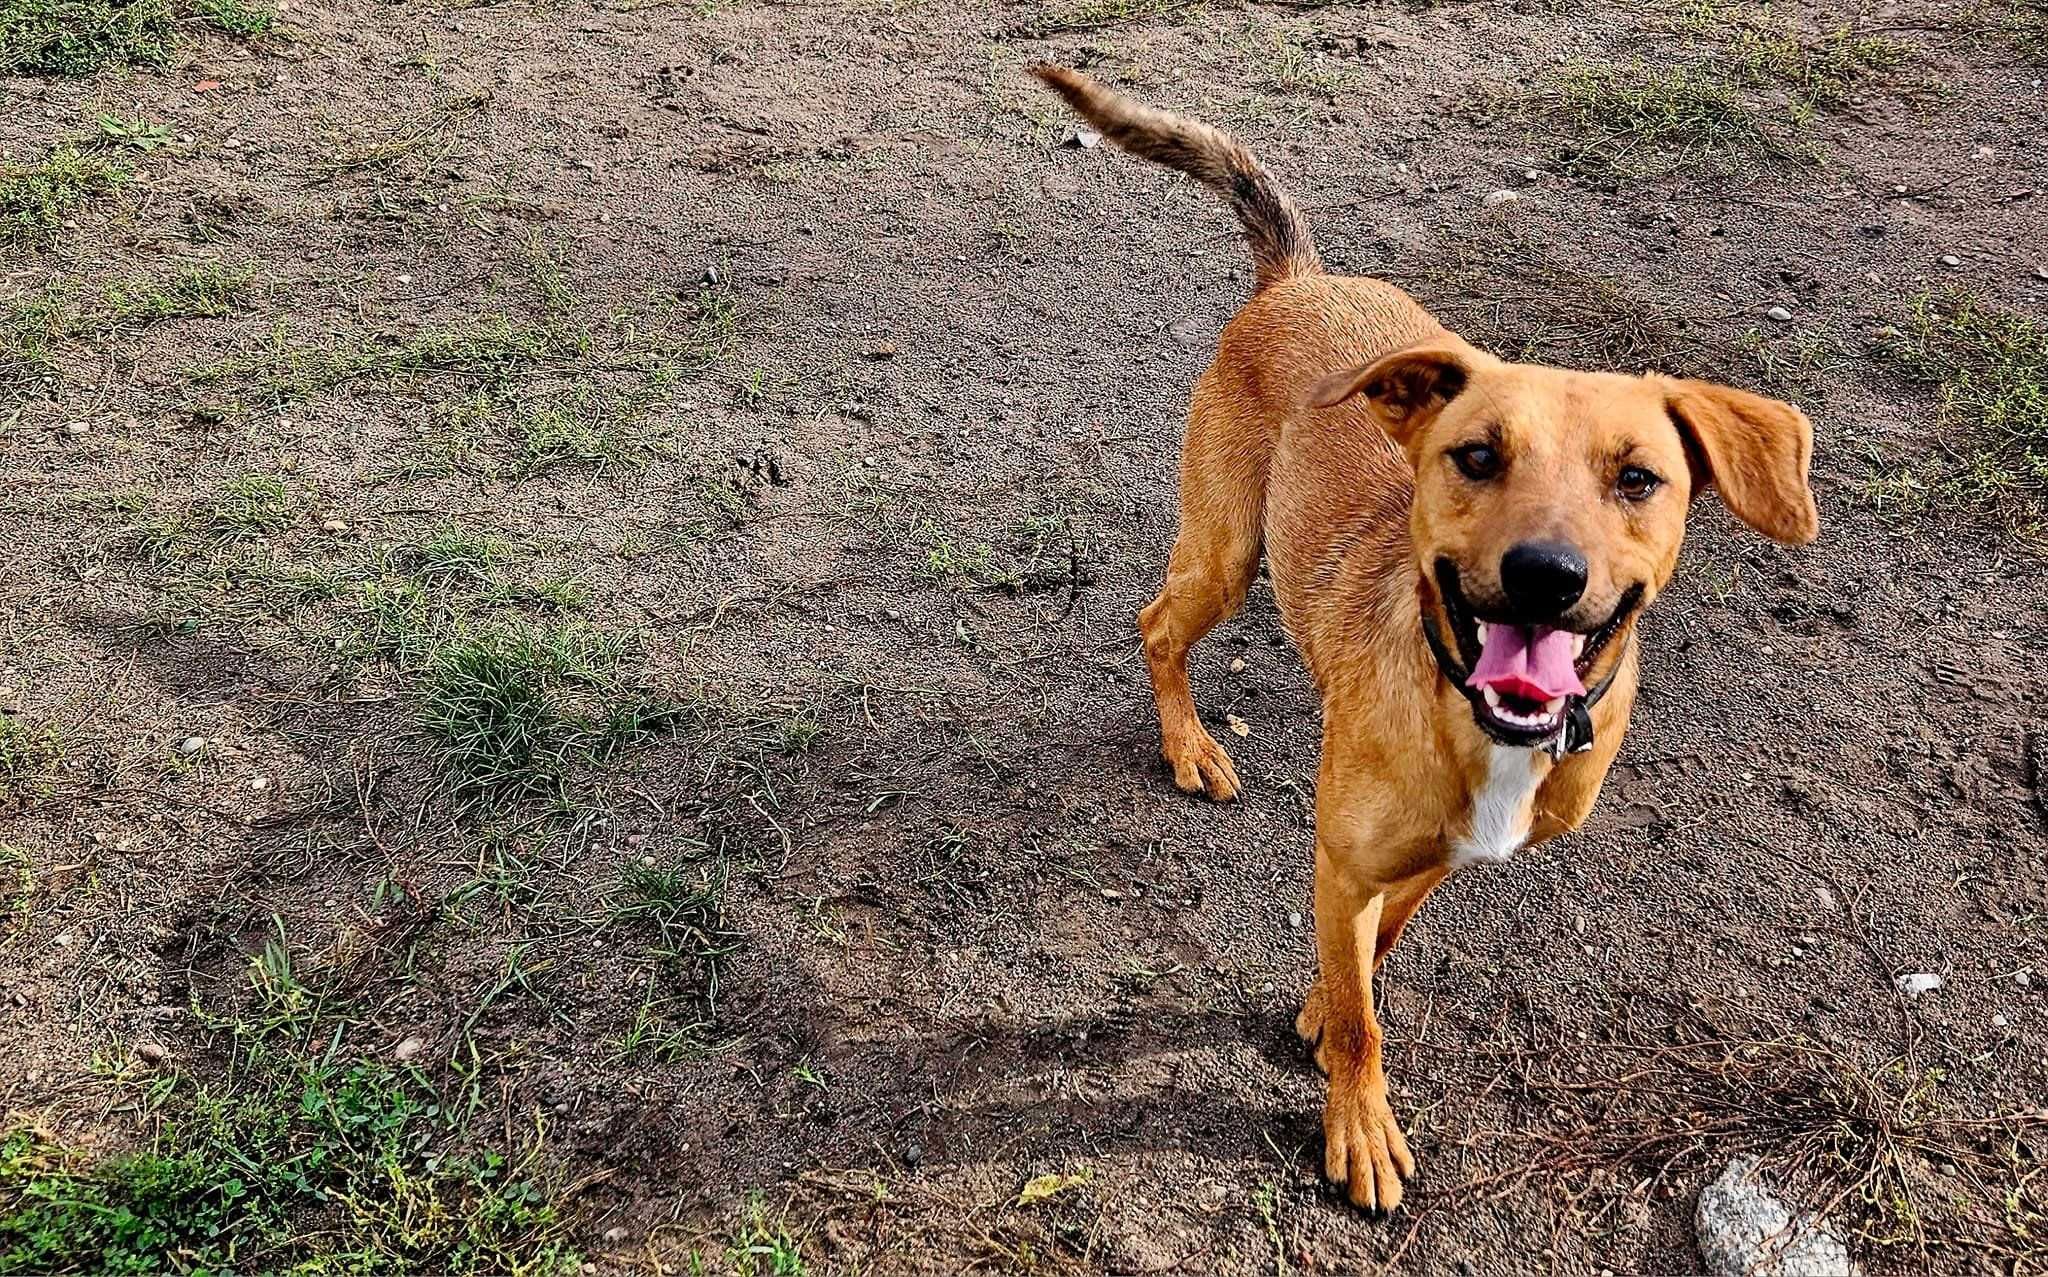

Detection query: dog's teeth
xmin=1571 ymin=635 xmax=1587 ymax=659
xmin=1544 ymin=697 xmax=1564 ymax=714
xmin=1481 ymin=687 xmax=1502 ymax=709
xmin=1477 ymin=622 xmax=1492 ymax=644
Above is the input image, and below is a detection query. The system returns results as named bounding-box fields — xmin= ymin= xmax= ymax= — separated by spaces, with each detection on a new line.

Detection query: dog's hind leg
xmin=1137 ymin=374 xmax=1269 ymax=801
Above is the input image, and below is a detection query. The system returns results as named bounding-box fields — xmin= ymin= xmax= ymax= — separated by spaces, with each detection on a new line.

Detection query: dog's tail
xmin=1032 ymin=64 xmax=1323 ymax=292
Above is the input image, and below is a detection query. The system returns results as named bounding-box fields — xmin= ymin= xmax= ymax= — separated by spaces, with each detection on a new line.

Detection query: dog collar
xmin=1420 ymin=610 xmax=1625 ymax=758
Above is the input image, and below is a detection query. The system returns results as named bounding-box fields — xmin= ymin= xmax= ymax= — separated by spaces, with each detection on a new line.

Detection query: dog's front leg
xmin=1309 ymin=854 xmax=1417 ymax=1212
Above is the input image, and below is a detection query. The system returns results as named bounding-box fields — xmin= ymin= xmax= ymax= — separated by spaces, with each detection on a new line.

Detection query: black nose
xmin=1499 ymin=540 xmax=1587 ymax=621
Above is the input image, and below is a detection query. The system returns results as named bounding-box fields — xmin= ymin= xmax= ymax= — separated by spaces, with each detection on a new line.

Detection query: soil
xmin=3 ymin=0 xmax=2045 ymax=1273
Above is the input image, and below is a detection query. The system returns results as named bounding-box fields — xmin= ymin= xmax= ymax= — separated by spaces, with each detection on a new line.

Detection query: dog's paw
xmin=1324 ymin=1077 xmax=1415 ymax=1213
xmin=1163 ymin=728 xmax=1241 ymax=800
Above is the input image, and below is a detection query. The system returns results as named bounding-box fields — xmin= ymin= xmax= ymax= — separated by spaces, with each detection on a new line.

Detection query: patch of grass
xmin=721 ymin=1195 xmax=809 ymax=1276
xmin=0 ymin=144 xmax=126 ymax=244
xmin=203 ymin=474 xmax=293 ymax=539
xmin=0 ymin=716 xmax=59 ymax=800
xmin=188 ymin=0 xmax=272 ymax=36
xmin=1871 ymin=290 xmax=2048 ymax=526
xmin=1728 ymin=21 xmax=1907 ymax=116
xmin=1549 ymin=61 xmax=1784 ymax=173
xmin=95 ymin=261 xmax=252 ymax=329
xmin=0 ymin=0 xmax=273 ymax=74
xmin=414 ymin=622 xmax=633 ymax=801
xmin=1021 ymin=0 xmax=1196 ymax=35
xmin=190 ymin=314 xmax=587 ymax=405
xmin=0 ymin=0 xmax=174 ymax=76
xmin=1253 ymin=31 xmax=1352 ymax=98
xmin=0 ymin=1049 xmax=578 ymax=1275
xmin=608 ymin=861 xmax=740 ymax=1059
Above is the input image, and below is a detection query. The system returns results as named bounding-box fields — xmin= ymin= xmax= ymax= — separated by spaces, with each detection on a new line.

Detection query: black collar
xmin=1421 ymin=610 xmax=1626 ymax=757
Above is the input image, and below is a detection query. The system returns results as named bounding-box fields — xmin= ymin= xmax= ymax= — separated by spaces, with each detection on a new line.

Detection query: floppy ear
xmin=1660 ymin=379 xmax=1819 ymax=545
xmin=1306 ymin=341 xmax=1475 ymax=446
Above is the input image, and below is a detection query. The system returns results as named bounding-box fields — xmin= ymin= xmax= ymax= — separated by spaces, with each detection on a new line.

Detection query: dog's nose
xmin=1499 ymin=540 xmax=1588 ymax=620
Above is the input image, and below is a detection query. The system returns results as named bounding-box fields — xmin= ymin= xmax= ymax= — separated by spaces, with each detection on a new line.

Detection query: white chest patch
xmin=1450 ymin=746 xmax=1545 ymax=870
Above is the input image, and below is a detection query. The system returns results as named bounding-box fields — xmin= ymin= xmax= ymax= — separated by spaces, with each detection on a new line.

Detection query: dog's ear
xmin=1659 ymin=379 xmax=1819 ymax=546
xmin=1306 ymin=341 xmax=1474 ymax=444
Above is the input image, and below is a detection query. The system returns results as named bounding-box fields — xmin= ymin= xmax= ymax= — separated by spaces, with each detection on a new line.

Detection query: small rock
xmin=602 ymin=1226 xmax=630 ymax=1244
xmin=1938 ymin=254 xmax=1960 ymax=267
xmin=1894 ymin=972 xmax=1942 ymax=996
xmin=1229 ymin=657 xmax=1247 ymax=673
xmin=1696 ymin=1157 xmax=1863 ymax=1277
xmin=2016 ymin=969 xmax=2033 ymax=987
xmin=1482 ymin=188 xmax=1521 ymax=207
xmin=248 ymin=777 xmax=269 ymax=791
xmin=864 ymin=340 xmax=898 ymax=359
xmin=702 ymin=264 xmax=722 ymax=286
xmin=393 ymin=1036 xmax=424 ymax=1062
xmin=1226 ymin=714 xmax=1251 ymax=738
xmin=1286 ymin=910 xmax=1303 ymax=929
xmin=1764 ymin=306 xmax=1793 ymax=323
xmin=176 ymin=736 xmax=206 ymax=756
xmin=1060 ymin=124 xmax=1102 ymax=149
xmin=322 ymin=518 xmax=348 ymax=533
xmin=62 ymin=422 xmax=89 ymax=437
xmin=2034 ymin=266 xmax=2048 ymax=281
xmin=136 ymin=1042 xmax=166 ymax=1065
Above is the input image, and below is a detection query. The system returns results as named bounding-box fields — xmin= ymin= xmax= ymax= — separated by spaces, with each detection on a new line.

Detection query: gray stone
xmin=1696 ymin=1158 xmax=1862 ymax=1277
xmin=1765 ymin=306 xmax=1794 ymax=323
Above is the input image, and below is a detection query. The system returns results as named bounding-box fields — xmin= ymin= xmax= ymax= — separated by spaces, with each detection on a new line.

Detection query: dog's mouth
xmin=1434 ymin=561 xmax=1641 ymax=745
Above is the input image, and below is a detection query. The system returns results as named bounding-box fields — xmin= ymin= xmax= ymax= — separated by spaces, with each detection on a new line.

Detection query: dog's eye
xmin=1616 ymin=465 xmax=1662 ymax=501
xmin=1450 ymin=444 xmax=1501 ymax=481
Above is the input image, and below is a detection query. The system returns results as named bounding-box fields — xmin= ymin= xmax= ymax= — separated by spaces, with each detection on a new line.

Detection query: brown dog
xmin=1034 ymin=66 xmax=1817 ymax=1212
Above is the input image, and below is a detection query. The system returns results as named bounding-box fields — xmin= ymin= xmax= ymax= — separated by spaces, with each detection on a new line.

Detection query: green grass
xmin=0 ymin=0 xmax=173 ymax=75
xmin=606 ymin=862 xmax=740 ymax=1062
xmin=1869 ymin=290 xmax=2048 ymax=527
xmin=1550 ymin=61 xmax=1781 ymax=172
xmin=1022 ymin=0 xmax=1197 ymax=35
xmin=203 ymin=474 xmax=293 ymax=539
xmin=190 ymin=315 xmax=587 ymax=406
xmin=1537 ymin=16 xmax=1909 ymax=176
xmin=0 ymin=144 xmax=126 ymax=243
xmin=0 ymin=1050 xmax=577 ymax=1275
xmin=0 ymin=716 xmax=59 ymax=799
xmin=720 ymin=1196 xmax=809 ymax=1276
xmin=0 ymin=0 xmax=273 ymax=76
xmin=414 ymin=622 xmax=636 ymax=801
xmin=95 ymin=261 xmax=252 ymax=329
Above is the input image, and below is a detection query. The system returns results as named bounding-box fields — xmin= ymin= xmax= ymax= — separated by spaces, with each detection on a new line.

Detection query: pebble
xmin=1229 ymin=657 xmax=1247 ymax=673
xmin=322 ymin=518 xmax=348 ymax=533
xmin=1938 ymin=254 xmax=1960 ymax=267
xmin=2017 ymin=969 xmax=2033 ymax=987
xmin=248 ymin=777 xmax=269 ymax=791
xmin=136 ymin=1042 xmax=166 ymax=1065
xmin=1287 ymin=910 xmax=1303 ymax=929
xmin=1482 ymin=188 xmax=1521 ymax=208
xmin=62 ymin=422 xmax=88 ymax=437
xmin=176 ymin=736 xmax=206 ymax=756
xmin=393 ymin=1036 xmax=424 ymax=1061
xmin=2034 ymin=266 xmax=2048 ymax=281
xmin=602 ymin=1226 xmax=629 ymax=1244
xmin=1765 ymin=306 xmax=1793 ymax=322
xmin=1895 ymin=972 xmax=1942 ymax=996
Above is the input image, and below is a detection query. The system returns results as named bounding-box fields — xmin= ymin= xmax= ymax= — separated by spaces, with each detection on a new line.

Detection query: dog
xmin=1033 ymin=65 xmax=1817 ymax=1212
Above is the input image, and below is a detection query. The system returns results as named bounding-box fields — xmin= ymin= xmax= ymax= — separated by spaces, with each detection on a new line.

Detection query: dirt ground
xmin=3 ymin=0 xmax=2046 ymax=1273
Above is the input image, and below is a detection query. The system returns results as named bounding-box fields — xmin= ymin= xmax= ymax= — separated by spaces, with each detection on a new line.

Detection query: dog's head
xmin=1310 ymin=339 xmax=1817 ymax=746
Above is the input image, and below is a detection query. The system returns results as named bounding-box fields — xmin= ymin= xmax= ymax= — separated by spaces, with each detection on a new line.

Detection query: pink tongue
xmin=1467 ymin=625 xmax=1585 ymax=702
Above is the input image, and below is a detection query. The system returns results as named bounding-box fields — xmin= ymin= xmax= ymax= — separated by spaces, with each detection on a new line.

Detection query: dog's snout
xmin=1499 ymin=540 xmax=1588 ymax=621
